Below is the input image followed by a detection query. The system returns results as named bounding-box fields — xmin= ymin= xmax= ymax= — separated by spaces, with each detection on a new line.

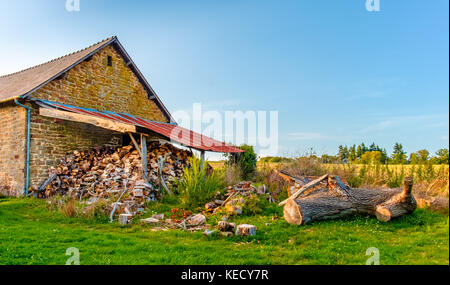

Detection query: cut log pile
xmin=34 ymin=142 xmax=192 ymax=215
xmin=146 ymin=142 xmax=192 ymax=184
xmin=139 ymin=212 xmax=210 ymax=232
xmin=276 ymin=171 xmax=417 ymax=225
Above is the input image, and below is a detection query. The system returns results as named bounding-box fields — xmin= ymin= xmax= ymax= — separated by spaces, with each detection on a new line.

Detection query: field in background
xmin=210 ymin=161 xmax=449 ymax=173
xmin=210 ymin=161 xmax=449 ymax=199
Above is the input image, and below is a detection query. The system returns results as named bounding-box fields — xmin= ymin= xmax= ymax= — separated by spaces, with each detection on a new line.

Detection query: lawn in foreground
xmin=0 ymin=197 xmax=448 ymax=265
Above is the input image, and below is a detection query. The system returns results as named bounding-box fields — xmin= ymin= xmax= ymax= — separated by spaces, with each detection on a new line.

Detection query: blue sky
xmin=0 ymin=0 xmax=448 ymax=158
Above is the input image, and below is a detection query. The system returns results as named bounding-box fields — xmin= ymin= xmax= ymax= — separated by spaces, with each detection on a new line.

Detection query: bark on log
xmin=284 ymin=177 xmax=417 ymax=225
xmin=279 ymin=174 xmax=329 ymax=206
xmin=274 ymin=170 xmax=307 ymax=186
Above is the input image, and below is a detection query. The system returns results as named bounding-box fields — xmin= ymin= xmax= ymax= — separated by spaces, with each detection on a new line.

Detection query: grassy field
xmin=1 ymin=197 xmax=448 ymax=265
xmin=209 ymin=161 xmax=449 ymax=176
xmin=212 ymin=161 xmax=449 ymax=198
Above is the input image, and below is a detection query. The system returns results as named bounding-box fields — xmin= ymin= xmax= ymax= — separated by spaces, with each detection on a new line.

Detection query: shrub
xmin=81 ymin=199 xmax=111 ymax=220
xmin=329 ymin=164 xmax=363 ymax=188
xmin=176 ymin=156 xmax=224 ymax=209
xmin=279 ymin=156 xmax=326 ymax=177
xmin=423 ymin=163 xmax=436 ymax=182
xmin=242 ymin=195 xmax=271 ymax=216
xmin=386 ymin=165 xmax=405 ymax=188
xmin=255 ymin=165 xmax=289 ymax=201
xmin=224 ymin=144 xmax=257 ymax=180
xmin=222 ymin=164 xmax=242 ymax=186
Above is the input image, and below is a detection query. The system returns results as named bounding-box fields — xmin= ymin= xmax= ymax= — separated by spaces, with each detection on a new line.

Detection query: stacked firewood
xmin=34 ymin=142 xmax=192 ymax=203
xmin=146 ymin=142 xmax=191 ymax=184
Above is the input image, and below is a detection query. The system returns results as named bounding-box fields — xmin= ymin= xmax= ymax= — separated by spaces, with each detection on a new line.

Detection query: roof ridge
xmin=0 ymin=36 xmax=116 ymax=79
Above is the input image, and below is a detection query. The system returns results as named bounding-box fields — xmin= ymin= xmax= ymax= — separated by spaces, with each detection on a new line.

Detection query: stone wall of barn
xmin=31 ymin=45 xmax=169 ymax=123
xmin=25 ymin=44 xmax=169 ymax=190
xmin=0 ymin=102 xmax=26 ymax=197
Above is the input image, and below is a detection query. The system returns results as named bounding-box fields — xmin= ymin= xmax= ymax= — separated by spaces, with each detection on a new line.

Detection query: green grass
xmin=0 ymin=197 xmax=448 ymax=265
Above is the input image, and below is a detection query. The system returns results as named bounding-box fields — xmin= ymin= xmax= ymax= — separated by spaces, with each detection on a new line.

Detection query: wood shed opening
xmin=122 ymin=133 xmax=132 ymax=146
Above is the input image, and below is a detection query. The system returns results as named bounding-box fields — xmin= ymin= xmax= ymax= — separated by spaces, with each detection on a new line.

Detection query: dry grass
xmin=47 ymin=195 xmax=111 ymax=220
xmin=276 ymin=159 xmax=449 ymax=213
xmin=222 ymin=164 xmax=242 ymax=186
xmin=323 ymin=164 xmax=449 ymax=197
xmin=212 ymin=159 xmax=449 ymax=199
xmin=81 ymin=199 xmax=111 ymax=219
xmin=60 ymin=199 xmax=77 ymax=218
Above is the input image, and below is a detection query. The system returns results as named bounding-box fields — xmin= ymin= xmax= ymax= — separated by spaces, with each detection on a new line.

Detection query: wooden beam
xmin=38 ymin=173 xmax=57 ymax=192
xmin=141 ymin=134 xmax=148 ymax=180
xmin=128 ymin=133 xmax=143 ymax=158
xmin=39 ymin=107 xmax=136 ymax=133
xmin=200 ymin=150 xmax=206 ymax=171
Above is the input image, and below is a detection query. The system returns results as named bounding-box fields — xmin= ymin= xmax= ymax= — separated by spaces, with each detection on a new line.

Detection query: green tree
xmin=380 ymin=148 xmax=389 ymax=164
xmin=349 ymin=144 xmax=357 ymax=162
xmin=337 ymin=145 xmax=350 ymax=164
xmin=359 ymin=151 xmax=383 ymax=165
xmin=390 ymin=143 xmax=408 ymax=164
xmin=417 ymin=149 xmax=430 ymax=163
xmin=435 ymin=148 xmax=449 ymax=165
xmin=409 ymin=153 xmax=419 ymax=164
xmin=356 ymin=143 xmax=368 ymax=159
xmin=224 ymin=144 xmax=257 ymax=180
xmin=409 ymin=149 xmax=430 ymax=164
xmin=321 ymin=154 xmax=338 ymax=164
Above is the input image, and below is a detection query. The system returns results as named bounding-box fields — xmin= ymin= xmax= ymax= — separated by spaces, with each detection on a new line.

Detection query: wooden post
xmin=200 ymin=150 xmax=206 ymax=171
xmin=128 ymin=133 xmax=143 ymax=158
xmin=141 ymin=134 xmax=148 ymax=180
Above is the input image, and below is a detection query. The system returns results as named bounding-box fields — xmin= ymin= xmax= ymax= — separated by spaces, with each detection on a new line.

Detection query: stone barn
xmin=0 ymin=36 xmax=242 ymax=197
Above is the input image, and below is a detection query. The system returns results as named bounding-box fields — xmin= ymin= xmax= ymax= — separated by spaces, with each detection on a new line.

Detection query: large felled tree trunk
xmin=283 ymin=177 xmax=417 ymax=225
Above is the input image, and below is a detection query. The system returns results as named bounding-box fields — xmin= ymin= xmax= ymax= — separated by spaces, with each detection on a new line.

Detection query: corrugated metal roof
xmin=36 ymin=99 xmax=244 ymax=153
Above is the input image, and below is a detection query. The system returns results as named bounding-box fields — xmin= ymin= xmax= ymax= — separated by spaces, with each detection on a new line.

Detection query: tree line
xmin=320 ymin=143 xmax=449 ymax=165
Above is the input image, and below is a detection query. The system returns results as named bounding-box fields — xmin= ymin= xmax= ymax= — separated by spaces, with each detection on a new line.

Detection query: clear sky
xmin=0 ymin=0 xmax=448 ymax=159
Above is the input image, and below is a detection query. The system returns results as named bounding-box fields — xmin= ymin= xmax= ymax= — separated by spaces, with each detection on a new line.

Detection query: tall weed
xmin=175 ymin=156 xmax=224 ymax=209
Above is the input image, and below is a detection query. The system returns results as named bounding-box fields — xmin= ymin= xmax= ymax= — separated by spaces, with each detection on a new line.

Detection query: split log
xmin=218 ymin=221 xmax=236 ymax=232
xmin=119 ymin=214 xmax=133 ymax=225
xmin=274 ymin=170 xmax=307 ymax=186
xmin=236 ymin=224 xmax=257 ymax=236
xmin=279 ymin=174 xmax=329 ymax=206
xmin=283 ymin=177 xmax=417 ymax=225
